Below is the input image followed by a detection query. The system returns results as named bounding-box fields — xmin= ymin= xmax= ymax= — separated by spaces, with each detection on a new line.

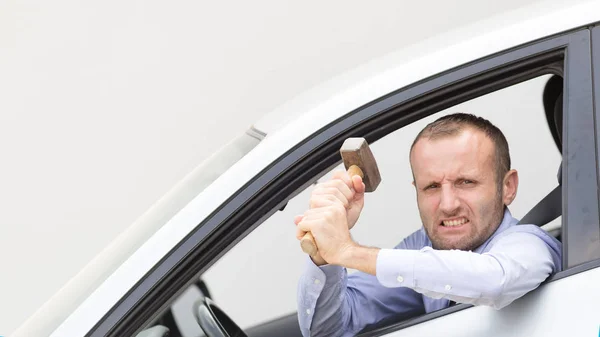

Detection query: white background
xmin=0 ymin=1 xmax=568 ymax=335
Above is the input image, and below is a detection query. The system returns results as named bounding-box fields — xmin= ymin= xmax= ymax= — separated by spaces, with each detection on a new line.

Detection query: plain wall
xmin=1 ymin=0 xmax=566 ymax=335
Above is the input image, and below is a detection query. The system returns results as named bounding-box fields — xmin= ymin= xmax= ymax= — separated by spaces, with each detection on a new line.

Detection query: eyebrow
xmin=419 ymin=175 xmax=478 ymax=187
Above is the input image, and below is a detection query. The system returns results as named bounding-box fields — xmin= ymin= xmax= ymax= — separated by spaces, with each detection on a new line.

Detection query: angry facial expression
xmin=410 ymin=128 xmax=507 ymax=251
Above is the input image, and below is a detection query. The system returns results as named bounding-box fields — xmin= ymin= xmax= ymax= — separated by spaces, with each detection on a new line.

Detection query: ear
xmin=502 ymin=169 xmax=519 ymax=206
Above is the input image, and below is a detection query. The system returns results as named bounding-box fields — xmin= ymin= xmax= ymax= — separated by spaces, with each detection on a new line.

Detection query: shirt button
xmin=306 ymin=309 xmax=311 ymax=315
xmin=396 ymin=276 xmax=404 ymax=283
xmin=314 ymin=279 xmax=321 ymax=285
xmin=445 ymin=284 xmax=452 ymax=291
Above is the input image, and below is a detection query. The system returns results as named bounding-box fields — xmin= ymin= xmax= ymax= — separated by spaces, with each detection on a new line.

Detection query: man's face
xmin=410 ymin=128 xmax=505 ymax=251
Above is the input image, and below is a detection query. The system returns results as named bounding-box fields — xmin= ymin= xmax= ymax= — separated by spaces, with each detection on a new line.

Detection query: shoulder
xmin=393 ymin=227 xmax=430 ymax=250
xmin=494 ymin=224 xmax=560 ymax=245
xmin=488 ymin=224 xmax=563 ymax=271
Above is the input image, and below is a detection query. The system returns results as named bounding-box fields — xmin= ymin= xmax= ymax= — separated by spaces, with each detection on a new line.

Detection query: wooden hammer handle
xmin=300 ymin=232 xmax=318 ymax=256
xmin=300 ymin=164 xmax=365 ymax=256
xmin=347 ymin=164 xmax=364 ymax=179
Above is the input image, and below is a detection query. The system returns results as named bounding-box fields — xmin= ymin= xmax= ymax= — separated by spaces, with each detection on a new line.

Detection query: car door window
xmin=200 ymin=74 xmax=563 ymax=331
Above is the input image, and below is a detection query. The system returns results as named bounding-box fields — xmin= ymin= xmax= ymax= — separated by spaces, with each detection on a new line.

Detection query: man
xmin=295 ymin=113 xmax=562 ymax=337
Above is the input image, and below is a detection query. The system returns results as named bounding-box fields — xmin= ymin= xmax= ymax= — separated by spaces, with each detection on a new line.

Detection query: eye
xmin=425 ymin=183 xmax=440 ymax=190
xmin=458 ymin=179 xmax=475 ymax=186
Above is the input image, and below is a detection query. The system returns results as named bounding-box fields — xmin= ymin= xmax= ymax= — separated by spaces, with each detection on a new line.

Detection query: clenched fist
xmin=295 ymin=170 xmax=366 ymax=265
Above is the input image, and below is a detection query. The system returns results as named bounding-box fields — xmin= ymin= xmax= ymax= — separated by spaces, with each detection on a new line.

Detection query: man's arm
xmin=297 ymin=229 xmax=429 ymax=337
xmin=340 ymin=231 xmax=556 ymax=309
xmin=297 ymin=256 xmax=424 ymax=337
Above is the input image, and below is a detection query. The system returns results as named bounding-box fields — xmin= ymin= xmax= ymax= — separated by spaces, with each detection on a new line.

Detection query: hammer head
xmin=339 ymin=137 xmax=381 ymax=192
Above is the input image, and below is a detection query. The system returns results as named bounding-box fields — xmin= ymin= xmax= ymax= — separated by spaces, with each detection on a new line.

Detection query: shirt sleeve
xmin=297 ymin=257 xmax=348 ymax=337
xmin=298 ymin=255 xmax=424 ymax=336
xmin=376 ymin=231 xmax=556 ymax=309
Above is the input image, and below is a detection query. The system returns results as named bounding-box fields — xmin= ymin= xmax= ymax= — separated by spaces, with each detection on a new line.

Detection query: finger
xmin=296 ymin=227 xmax=308 ymax=240
xmin=297 ymin=218 xmax=320 ymax=234
xmin=301 ymin=208 xmax=331 ymax=222
xmin=310 ymin=194 xmax=345 ymax=209
xmin=294 ymin=215 xmax=304 ymax=225
xmin=302 ymin=207 xmax=344 ymax=224
xmin=304 ymin=205 xmax=339 ymax=215
xmin=319 ymin=180 xmax=354 ymax=201
xmin=352 ymin=175 xmax=366 ymax=194
xmin=332 ymin=170 xmax=353 ymax=188
xmin=313 ymin=187 xmax=349 ymax=207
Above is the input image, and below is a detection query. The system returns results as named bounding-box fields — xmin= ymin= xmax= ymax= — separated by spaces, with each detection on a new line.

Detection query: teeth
xmin=442 ymin=218 xmax=467 ymax=227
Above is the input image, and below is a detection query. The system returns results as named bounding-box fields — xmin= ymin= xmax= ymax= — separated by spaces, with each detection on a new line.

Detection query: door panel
xmin=383 ymin=266 xmax=600 ymax=337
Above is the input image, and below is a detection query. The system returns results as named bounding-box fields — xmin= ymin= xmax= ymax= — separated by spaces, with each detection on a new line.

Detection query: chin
xmin=433 ymin=239 xmax=474 ymax=251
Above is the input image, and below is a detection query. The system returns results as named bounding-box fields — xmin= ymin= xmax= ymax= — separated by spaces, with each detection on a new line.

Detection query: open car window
xmin=199 ymin=74 xmax=562 ymax=332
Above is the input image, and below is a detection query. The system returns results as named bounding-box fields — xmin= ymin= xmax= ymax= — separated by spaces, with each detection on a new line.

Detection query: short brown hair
xmin=410 ymin=113 xmax=511 ymax=188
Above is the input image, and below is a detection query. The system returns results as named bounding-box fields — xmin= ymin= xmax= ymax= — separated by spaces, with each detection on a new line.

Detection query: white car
xmin=12 ymin=1 xmax=600 ymax=337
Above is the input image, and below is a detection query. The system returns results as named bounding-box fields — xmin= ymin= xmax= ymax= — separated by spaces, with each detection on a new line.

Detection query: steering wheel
xmin=194 ymin=297 xmax=248 ymax=337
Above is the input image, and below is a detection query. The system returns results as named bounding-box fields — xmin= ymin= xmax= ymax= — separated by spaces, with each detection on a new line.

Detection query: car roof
xmin=14 ymin=1 xmax=600 ymax=336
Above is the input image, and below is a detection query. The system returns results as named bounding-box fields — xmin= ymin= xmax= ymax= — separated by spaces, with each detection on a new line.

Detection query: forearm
xmin=378 ymin=248 xmax=505 ymax=303
xmin=297 ymin=258 xmax=351 ymax=337
xmin=299 ymin=251 xmax=407 ymax=337
xmin=337 ymin=245 xmax=380 ymax=275
xmin=376 ymin=237 xmax=555 ymax=308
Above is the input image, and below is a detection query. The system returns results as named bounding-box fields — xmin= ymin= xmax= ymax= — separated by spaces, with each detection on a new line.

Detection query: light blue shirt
xmin=297 ymin=209 xmax=562 ymax=337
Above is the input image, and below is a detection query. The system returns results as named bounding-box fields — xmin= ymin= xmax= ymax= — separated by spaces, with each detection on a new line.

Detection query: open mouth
xmin=441 ymin=218 xmax=469 ymax=227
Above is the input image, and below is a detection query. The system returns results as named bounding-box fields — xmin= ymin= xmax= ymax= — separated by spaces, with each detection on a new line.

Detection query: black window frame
xmin=87 ymin=26 xmax=600 ymax=337
xmin=591 ymin=26 xmax=600 ymax=262
xmin=560 ymin=26 xmax=600 ymax=268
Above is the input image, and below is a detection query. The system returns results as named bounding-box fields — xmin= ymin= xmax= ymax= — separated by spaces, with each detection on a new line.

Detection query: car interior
xmin=518 ymin=75 xmax=563 ymax=240
xmin=135 ymin=75 xmax=565 ymax=337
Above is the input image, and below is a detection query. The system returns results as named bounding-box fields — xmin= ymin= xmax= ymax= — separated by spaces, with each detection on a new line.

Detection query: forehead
xmin=410 ymin=128 xmax=495 ymax=180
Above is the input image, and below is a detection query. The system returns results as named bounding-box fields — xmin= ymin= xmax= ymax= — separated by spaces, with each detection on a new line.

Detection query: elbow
xmin=479 ymin=266 xmax=547 ymax=310
xmin=477 ymin=255 xmax=534 ymax=309
xmin=475 ymin=244 xmax=555 ymax=310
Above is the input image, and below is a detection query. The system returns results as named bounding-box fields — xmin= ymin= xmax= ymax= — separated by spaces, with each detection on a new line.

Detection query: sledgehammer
xmin=300 ymin=137 xmax=382 ymax=256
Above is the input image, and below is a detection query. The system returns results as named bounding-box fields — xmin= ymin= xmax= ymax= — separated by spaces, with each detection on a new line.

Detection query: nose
xmin=439 ymin=184 xmax=460 ymax=215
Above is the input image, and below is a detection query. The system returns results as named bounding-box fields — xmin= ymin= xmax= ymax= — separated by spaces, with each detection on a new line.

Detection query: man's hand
xmin=294 ymin=170 xmax=364 ymax=264
xmin=294 ymin=215 xmax=327 ymax=265
xmin=296 ymin=204 xmax=357 ymax=265
xmin=309 ymin=170 xmax=365 ymax=229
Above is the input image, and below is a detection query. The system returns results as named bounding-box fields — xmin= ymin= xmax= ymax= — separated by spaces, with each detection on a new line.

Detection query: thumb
xmin=352 ymin=175 xmax=366 ymax=195
xmin=294 ymin=215 xmax=304 ymax=225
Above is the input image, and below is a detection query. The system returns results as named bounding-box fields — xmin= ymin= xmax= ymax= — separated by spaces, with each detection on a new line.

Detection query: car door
xmin=72 ymin=26 xmax=600 ymax=337
xmin=232 ymin=27 xmax=600 ymax=337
